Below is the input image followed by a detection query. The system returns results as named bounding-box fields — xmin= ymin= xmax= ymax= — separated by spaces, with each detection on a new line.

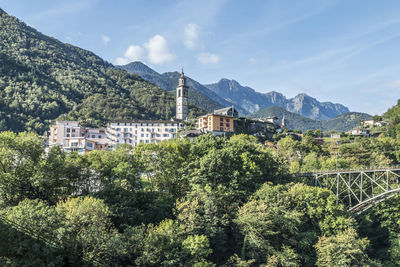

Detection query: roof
xmin=214 ymin=106 xmax=237 ymax=113
xmin=198 ymin=113 xmax=234 ymax=118
xmin=108 ymin=119 xmax=183 ymax=124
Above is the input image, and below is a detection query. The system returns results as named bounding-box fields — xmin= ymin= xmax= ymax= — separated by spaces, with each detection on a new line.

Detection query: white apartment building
xmin=106 ymin=120 xmax=183 ymax=148
xmin=49 ymin=121 xmax=108 ymax=154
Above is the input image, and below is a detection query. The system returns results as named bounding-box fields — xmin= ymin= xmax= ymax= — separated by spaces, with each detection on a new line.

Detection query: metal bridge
xmin=297 ymin=167 xmax=400 ymax=214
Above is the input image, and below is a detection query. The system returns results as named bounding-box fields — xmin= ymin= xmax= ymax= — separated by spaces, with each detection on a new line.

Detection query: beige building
xmin=197 ymin=113 xmax=234 ymax=135
xmin=49 ymin=121 xmax=108 ymax=154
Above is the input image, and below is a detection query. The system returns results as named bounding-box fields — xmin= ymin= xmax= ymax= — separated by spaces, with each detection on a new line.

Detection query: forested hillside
xmin=0 ymin=9 xmax=194 ymax=133
xmin=249 ymin=106 xmax=371 ymax=132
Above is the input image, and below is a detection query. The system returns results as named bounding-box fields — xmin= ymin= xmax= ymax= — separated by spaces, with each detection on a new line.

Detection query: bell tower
xmin=176 ymin=68 xmax=189 ymax=120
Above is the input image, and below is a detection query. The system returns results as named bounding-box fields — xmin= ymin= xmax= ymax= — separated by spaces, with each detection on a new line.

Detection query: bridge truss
xmin=298 ymin=167 xmax=400 ymax=214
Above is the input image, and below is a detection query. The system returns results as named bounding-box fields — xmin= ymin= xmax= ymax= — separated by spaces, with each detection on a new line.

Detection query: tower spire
xmin=176 ymin=68 xmax=189 ymax=120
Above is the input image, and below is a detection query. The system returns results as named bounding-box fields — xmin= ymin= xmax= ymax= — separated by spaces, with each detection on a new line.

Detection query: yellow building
xmin=197 ymin=113 xmax=234 ymax=134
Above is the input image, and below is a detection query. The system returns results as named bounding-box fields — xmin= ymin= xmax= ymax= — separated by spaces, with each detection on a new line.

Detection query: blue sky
xmin=1 ymin=0 xmax=400 ymax=115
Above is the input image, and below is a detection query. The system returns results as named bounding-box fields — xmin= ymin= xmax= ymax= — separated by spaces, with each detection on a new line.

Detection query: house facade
xmin=106 ymin=120 xmax=183 ymax=148
xmin=49 ymin=121 xmax=108 ymax=154
xmin=197 ymin=113 xmax=234 ymax=135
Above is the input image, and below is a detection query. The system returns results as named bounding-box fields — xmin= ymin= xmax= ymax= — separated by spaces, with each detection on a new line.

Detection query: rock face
xmin=119 ymin=62 xmax=351 ymax=119
xmin=206 ymin=79 xmax=350 ymax=120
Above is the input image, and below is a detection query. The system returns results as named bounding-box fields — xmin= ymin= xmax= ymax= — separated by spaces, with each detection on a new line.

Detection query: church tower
xmin=176 ymin=69 xmax=189 ymax=120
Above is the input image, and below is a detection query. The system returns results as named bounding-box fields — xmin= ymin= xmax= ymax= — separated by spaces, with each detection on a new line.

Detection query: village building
xmin=48 ymin=121 xmax=108 ymax=154
xmin=197 ymin=113 xmax=234 ymax=135
xmin=351 ymin=127 xmax=370 ymax=136
xmin=106 ymin=120 xmax=183 ymax=148
xmin=48 ymin=70 xmax=189 ymax=153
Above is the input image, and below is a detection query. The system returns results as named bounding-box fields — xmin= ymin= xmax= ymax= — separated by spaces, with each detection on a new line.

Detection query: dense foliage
xmin=0 ymin=9 xmax=203 ymax=134
xmin=1 ymin=131 xmax=399 ymax=266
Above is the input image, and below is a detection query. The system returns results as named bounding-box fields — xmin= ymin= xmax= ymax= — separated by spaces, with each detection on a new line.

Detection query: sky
xmin=1 ymin=0 xmax=400 ymax=115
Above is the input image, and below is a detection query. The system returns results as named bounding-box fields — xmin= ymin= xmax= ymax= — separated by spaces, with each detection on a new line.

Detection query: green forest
xmin=0 ymin=8 xmax=205 ymax=134
xmin=1 ymin=128 xmax=400 ymax=266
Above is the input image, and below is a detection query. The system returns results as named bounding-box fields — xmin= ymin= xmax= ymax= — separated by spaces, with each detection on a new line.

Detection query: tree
xmin=235 ymin=183 xmax=357 ymax=266
xmin=315 ymin=228 xmax=379 ymax=267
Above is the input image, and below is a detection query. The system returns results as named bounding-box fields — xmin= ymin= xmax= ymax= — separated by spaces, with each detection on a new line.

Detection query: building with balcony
xmin=49 ymin=121 xmax=109 ymax=154
xmin=106 ymin=120 xmax=183 ymax=148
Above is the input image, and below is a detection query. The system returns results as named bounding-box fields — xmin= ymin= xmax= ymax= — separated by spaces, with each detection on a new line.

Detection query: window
xmin=92 ymin=135 xmax=95 ymax=138
xmin=67 ymin=128 xmax=71 ymax=133
xmin=141 ymin=134 xmax=144 ymax=137
xmin=146 ymin=134 xmax=149 ymax=137
xmin=116 ymin=139 xmax=120 ymax=143
xmin=129 ymin=139 xmax=132 ymax=143
xmin=98 ymin=135 xmax=101 ymax=138
xmin=145 ymin=140 xmax=149 ymax=143
xmin=87 ymin=142 xmax=93 ymax=148
xmin=66 ymin=134 xmax=70 ymax=137
xmin=226 ymin=118 xmax=230 ymax=122
xmin=220 ymin=122 xmax=224 ymax=127
xmin=72 ymin=129 xmax=76 ymax=133
xmin=220 ymin=118 xmax=223 ymax=121
xmin=72 ymin=134 xmax=75 ymax=137
xmin=226 ymin=123 xmax=230 ymax=127
xmin=220 ymin=127 xmax=223 ymax=131
xmin=71 ymin=142 xmax=78 ymax=147
xmin=117 ymin=133 xmax=120 ymax=137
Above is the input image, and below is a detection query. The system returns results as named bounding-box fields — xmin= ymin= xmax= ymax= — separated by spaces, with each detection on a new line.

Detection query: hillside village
xmin=49 ymin=70 xmax=288 ymax=153
xmin=49 ymin=69 xmax=387 ymax=154
xmin=3 ymin=4 xmax=400 ymax=266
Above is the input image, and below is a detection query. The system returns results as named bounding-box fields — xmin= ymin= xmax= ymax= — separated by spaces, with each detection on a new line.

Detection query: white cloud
xmin=198 ymin=52 xmax=220 ymax=64
xmin=144 ymin=35 xmax=175 ymax=64
xmin=124 ymin=45 xmax=144 ymax=61
xmin=115 ymin=57 xmax=130 ymax=65
xmin=249 ymin=57 xmax=256 ymax=64
xmin=101 ymin=35 xmax=110 ymax=45
xmin=114 ymin=45 xmax=144 ymax=65
xmin=115 ymin=34 xmax=174 ymax=66
xmin=184 ymin=24 xmax=199 ymax=49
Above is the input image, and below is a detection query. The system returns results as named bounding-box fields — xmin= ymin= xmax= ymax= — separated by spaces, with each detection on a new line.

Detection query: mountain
xmin=205 ymin=79 xmax=350 ymax=120
xmin=0 ymin=8 xmax=202 ymax=133
xmin=248 ymin=106 xmax=371 ymax=132
xmin=117 ymin=62 xmax=239 ymax=113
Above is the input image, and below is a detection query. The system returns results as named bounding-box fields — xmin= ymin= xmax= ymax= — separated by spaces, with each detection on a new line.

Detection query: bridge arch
xmin=296 ymin=167 xmax=400 ymax=214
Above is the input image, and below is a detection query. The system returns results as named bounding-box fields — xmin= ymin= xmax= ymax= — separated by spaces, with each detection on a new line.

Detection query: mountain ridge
xmin=117 ymin=62 xmax=235 ymax=113
xmin=118 ymin=61 xmax=351 ymax=120
xmin=248 ymin=106 xmax=371 ymax=132
xmin=205 ymin=79 xmax=350 ymax=120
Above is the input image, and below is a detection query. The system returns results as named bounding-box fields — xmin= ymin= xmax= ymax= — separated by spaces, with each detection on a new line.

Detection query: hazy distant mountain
xmin=206 ymin=79 xmax=350 ymax=120
xmin=117 ymin=62 xmax=235 ymax=113
xmin=248 ymin=106 xmax=371 ymax=132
